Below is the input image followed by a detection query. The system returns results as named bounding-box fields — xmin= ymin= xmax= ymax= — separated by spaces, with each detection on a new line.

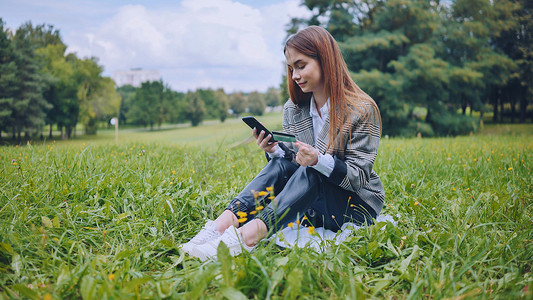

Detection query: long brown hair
xmin=284 ymin=26 xmax=381 ymax=151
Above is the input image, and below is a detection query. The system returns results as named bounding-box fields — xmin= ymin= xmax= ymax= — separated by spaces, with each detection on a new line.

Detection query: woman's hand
xmin=253 ymin=128 xmax=278 ymax=153
xmin=294 ymin=141 xmax=319 ymax=166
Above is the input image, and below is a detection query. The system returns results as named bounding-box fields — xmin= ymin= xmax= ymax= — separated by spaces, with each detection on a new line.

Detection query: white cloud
xmin=66 ymin=0 xmax=310 ymax=92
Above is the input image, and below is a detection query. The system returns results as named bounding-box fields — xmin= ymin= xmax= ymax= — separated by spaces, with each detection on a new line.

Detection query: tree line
xmin=0 ymin=20 xmax=120 ymax=141
xmin=2 ymin=0 xmax=530 ymax=141
xmin=118 ymin=82 xmax=281 ymax=129
xmin=288 ymin=0 xmax=531 ymax=136
xmin=0 ymin=19 xmax=282 ymax=142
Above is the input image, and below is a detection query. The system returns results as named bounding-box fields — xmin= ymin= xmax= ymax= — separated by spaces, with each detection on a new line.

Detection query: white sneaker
xmin=192 ymin=225 xmax=255 ymax=261
xmin=180 ymin=220 xmax=221 ymax=255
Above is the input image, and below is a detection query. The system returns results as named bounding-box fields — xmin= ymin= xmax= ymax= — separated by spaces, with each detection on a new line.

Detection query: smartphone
xmin=272 ymin=131 xmax=296 ymax=143
xmin=241 ymin=116 xmax=275 ymax=143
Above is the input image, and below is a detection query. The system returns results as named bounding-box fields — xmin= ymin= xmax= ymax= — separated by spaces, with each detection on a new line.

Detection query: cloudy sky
xmin=1 ymin=0 xmax=311 ymax=92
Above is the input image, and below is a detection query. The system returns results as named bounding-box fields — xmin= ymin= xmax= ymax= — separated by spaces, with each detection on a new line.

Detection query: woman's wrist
xmin=311 ymin=154 xmax=319 ymax=166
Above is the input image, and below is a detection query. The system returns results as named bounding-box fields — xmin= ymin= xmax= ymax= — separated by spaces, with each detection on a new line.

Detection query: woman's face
xmin=285 ymin=47 xmax=324 ymax=96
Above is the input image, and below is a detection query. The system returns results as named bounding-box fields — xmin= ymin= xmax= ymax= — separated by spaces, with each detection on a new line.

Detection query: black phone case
xmin=242 ymin=117 xmax=275 ymax=142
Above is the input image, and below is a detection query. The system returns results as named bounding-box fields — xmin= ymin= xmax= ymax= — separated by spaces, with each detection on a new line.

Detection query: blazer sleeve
xmin=280 ymin=109 xmax=298 ymax=164
xmin=265 ymin=102 xmax=298 ymax=163
xmin=325 ymin=104 xmax=381 ymax=192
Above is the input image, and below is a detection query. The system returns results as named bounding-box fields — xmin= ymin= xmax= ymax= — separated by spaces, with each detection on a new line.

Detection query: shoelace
xmin=221 ymin=230 xmax=241 ymax=247
xmin=191 ymin=225 xmax=219 ymax=243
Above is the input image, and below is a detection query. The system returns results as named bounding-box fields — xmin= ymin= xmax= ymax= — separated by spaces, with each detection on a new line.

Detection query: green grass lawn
xmin=32 ymin=113 xmax=286 ymax=150
xmin=0 ymin=121 xmax=532 ymax=299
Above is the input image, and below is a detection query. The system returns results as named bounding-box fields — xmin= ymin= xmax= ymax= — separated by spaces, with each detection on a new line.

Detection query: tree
xmin=0 ymin=20 xmax=16 ymax=140
xmin=36 ymin=43 xmax=78 ymax=138
xmin=117 ymin=85 xmax=136 ymax=125
xmin=196 ymin=89 xmax=218 ymax=120
xmin=16 ymin=22 xmax=70 ymax=138
xmin=443 ymin=0 xmax=518 ymax=123
xmin=295 ymin=0 xmax=524 ymax=136
xmin=493 ymin=0 xmax=532 ymax=122
xmin=186 ymin=91 xmax=206 ymax=126
xmin=17 ymin=22 xmax=62 ymax=48
xmin=166 ymin=90 xmax=187 ymax=124
xmin=214 ymin=88 xmax=229 ymax=122
xmin=265 ymin=87 xmax=281 ymax=107
xmin=127 ymin=81 xmax=162 ymax=129
xmin=12 ymin=24 xmax=51 ymax=140
xmin=75 ymin=57 xmax=116 ymax=135
xmin=90 ymin=77 xmax=121 ymax=127
xmin=346 ymin=0 xmax=446 ymax=136
xmin=229 ymin=92 xmax=247 ymax=116
xmin=58 ymin=54 xmax=80 ymax=138
xmin=247 ymin=92 xmax=266 ymax=116
xmin=352 ymin=70 xmax=409 ymax=135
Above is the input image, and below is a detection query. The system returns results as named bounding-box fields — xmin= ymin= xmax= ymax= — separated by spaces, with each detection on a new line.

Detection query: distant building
xmin=112 ymin=68 xmax=160 ymax=87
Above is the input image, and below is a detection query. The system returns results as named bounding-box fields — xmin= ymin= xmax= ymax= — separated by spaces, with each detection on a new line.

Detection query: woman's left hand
xmin=294 ymin=141 xmax=319 ymax=166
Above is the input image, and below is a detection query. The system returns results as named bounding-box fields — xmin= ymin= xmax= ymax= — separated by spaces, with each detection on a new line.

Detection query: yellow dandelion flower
xmin=258 ymin=191 xmax=268 ymax=196
xmin=296 ymin=219 xmax=301 ymax=225
xmin=308 ymin=226 xmax=315 ymax=234
xmin=238 ymin=217 xmax=247 ymax=223
xmin=414 ymin=201 xmax=419 ymax=206
xmin=287 ymin=222 xmax=294 ymax=228
xmin=43 ymin=294 xmax=52 ymax=300
xmin=108 ymin=274 xmax=115 ymax=281
xmin=268 ymin=196 xmax=275 ymax=200
xmin=172 ymin=170 xmax=176 ymax=174
xmin=249 ymin=210 xmax=257 ymax=215
xmin=13 ymin=162 xmax=17 ymax=166
xmin=256 ymin=205 xmax=264 ymax=211
xmin=302 ymin=216 xmax=307 ymax=221
xmin=266 ymin=186 xmax=274 ymax=192
xmin=452 ymin=187 xmax=456 ymax=191
xmin=236 ymin=211 xmax=247 ymax=218
xmin=508 ymin=167 xmax=513 ymax=171
xmin=350 ymin=204 xmax=355 ymax=207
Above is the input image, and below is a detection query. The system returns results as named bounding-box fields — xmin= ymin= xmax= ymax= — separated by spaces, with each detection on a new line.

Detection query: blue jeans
xmin=226 ymin=157 xmax=376 ymax=233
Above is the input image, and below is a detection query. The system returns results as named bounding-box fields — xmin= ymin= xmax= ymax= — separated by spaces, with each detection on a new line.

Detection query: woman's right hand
xmin=253 ymin=128 xmax=278 ymax=153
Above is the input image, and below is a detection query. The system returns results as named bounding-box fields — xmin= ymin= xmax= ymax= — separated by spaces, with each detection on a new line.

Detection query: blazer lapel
xmin=315 ymin=115 xmax=330 ymax=154
xmin=293 ymin=103 xmax=315 ymax=146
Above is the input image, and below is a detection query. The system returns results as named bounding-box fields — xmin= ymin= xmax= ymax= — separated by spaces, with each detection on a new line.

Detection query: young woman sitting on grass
xmin=180 ymin=26 xmax=385 ymax=261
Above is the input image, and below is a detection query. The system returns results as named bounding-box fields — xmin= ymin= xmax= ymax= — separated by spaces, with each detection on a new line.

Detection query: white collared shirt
xmin=269 ymin=97 xmax=335 ymax=177
xmin=309 ymin=97 xmax=334 ymax=176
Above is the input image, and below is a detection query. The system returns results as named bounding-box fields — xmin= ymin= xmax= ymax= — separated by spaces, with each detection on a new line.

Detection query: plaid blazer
xmin=279 ymin=99 xmax=385 ymax=215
